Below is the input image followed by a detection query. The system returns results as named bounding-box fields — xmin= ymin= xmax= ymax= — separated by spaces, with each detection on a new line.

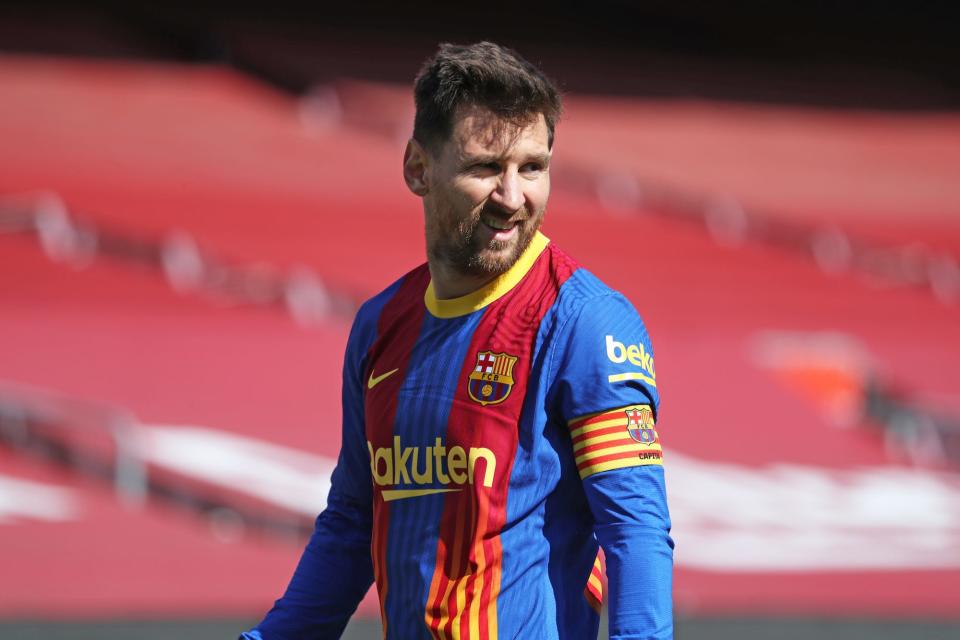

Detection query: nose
xmin=489 ymin=168 xmax=524 ymax=214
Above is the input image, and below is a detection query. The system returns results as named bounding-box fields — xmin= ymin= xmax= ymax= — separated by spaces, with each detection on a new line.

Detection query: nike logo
xmin=367 ymin=368 xmax=400 ymax=389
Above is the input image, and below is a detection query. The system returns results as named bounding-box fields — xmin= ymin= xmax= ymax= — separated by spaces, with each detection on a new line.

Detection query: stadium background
xmin=1 ymin=2 xmax=959 ymax=638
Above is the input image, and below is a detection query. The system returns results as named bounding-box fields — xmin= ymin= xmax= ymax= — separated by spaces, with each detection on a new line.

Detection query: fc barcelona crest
xmin=626 ymin=406 xmax=657 ymax=445
xmin=468 ymin=351 xmax=519 ymax=406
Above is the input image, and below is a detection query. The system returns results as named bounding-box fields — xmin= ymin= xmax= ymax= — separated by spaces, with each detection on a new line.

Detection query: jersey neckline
xmin=424 ymin=231 xmax=550 ymax=319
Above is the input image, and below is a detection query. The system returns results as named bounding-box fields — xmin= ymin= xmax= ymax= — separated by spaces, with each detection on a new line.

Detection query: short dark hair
xmin=413 ymin=41 xmax=562 ymax=151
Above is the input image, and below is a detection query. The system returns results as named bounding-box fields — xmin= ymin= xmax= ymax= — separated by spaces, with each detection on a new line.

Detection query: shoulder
xmin=539 ymin=244 xmax=654 ymax=367
xmin=541 ymin=248 xmax=660 ymax=419
xmin=348 ymin=263 xmax=430 ymax=354
xmin=550 ymin=264 xmax=655 ymax=374
xmin=549 ymin=252 xmax=647 ymax=337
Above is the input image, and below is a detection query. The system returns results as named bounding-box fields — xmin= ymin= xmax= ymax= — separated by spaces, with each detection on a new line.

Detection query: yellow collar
xmin=424 ymin=232 xmax=550 ymax=318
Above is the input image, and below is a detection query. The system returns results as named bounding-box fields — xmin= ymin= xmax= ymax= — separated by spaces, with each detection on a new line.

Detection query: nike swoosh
xmin=367 ymin=368 xmax=400 ymax=389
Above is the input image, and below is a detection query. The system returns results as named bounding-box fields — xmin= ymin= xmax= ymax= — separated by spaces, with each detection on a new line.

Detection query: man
xmin=243 ymin=41 xmax=673 ymax=639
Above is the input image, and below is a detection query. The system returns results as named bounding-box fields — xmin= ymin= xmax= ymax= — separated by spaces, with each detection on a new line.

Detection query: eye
xmin=521 ymin=162 xmax=544 ymax=175
xmin=465 ymin=162 xmax=499 ymax=175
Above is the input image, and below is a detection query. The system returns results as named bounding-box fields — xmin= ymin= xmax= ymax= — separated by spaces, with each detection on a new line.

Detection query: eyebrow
xmin=460 ymin=152 xmax=551 ymax=166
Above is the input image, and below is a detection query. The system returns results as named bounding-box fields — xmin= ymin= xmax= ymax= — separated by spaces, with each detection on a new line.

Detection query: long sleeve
xmin=584 ymin=465 xmax=673 ymax=638
xmin=244 ymin=489 xmax=374 ymax=639
xmin=241 ymin=312 xmax=377 ymax=639
xmin=549 ymin=292 xmax=674 ymax=639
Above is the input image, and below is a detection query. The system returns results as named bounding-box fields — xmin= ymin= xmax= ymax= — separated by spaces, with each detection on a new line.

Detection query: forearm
xmin=583 ymin=463 xmax=674 ymax=640
xmin=247 ymin=493 xmax=374 ymax=639
xmin=598 ymin=522 xmax=674 ymax=639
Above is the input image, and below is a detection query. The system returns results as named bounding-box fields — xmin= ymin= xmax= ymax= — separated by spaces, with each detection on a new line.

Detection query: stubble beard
xmin=430 ymin=203 xmax=543 ymax=279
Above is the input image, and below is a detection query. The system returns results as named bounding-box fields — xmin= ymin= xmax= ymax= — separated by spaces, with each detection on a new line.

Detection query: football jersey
xmin=244 ymin=231 xmax=673 ymax=640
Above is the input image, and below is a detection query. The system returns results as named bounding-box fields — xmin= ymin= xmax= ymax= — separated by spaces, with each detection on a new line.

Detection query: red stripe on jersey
xmin=365 ymin=266 xmax=431 ymax=634
xmin=426 ymin=244 xmax=577 ymax=639
xmin=584 ymin=548 xmax=606 ymax=613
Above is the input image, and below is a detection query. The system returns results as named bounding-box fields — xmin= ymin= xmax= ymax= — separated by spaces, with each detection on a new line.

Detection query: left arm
xmin=551 ymin=293 xmax=674 ymax=639
xmin=577 ymin=419 xmax=673 ymax=639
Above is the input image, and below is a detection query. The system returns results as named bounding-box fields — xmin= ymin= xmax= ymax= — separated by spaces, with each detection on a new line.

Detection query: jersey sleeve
xmin=241 ymin=313 xmax=376 ymax=640
xmin=550 ymin=293 xmax=674 ymax=640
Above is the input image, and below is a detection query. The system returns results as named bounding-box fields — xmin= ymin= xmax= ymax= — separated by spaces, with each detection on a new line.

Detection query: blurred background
xmin=1 ymin=1 xmax=959 ymax=638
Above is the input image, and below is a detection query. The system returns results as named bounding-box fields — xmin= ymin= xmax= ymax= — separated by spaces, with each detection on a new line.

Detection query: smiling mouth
xmin=480 ymin=213 xmax=519 ymax=232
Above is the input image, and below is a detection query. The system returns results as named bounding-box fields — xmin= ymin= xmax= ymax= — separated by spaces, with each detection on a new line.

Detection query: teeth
xmin=482 ymin=214 xmax=514 ymax=231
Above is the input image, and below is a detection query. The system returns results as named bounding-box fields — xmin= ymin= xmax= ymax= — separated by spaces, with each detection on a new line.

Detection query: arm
xmin=243 ymin=489 xmax=374 ymax=639
xmin=551 ymin=293 xmax=674 ymax=639
xmin=241 ymin=318 xmax=375 ymax=639
xmin=581 ymin=434 xmax=673 ymax=638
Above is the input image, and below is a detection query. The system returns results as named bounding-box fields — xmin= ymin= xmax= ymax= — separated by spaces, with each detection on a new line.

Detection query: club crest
xmin=468 ymin=351 xmax=519 ymax=406
xmin=626 ymin=406 xmax=657 ymax=444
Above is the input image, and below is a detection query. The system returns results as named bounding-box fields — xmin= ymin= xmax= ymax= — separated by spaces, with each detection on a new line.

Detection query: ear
xmin=403 ymin=138 xmax=430 ymax=196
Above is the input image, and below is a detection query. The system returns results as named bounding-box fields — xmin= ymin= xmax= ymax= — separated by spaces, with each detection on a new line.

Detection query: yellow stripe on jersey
xmin=584 ymin=552 xmax=604 ymax=612
xmin=588 ymin=573 xmax=603 ymax=593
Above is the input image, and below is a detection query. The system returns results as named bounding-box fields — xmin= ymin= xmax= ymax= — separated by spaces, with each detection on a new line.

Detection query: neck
xmin=427 ymin=261 xmax=500 ymax=299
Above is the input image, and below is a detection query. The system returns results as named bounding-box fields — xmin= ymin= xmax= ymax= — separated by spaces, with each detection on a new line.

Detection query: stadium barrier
xmin=0 ymin=381 xmax=318 ymax=540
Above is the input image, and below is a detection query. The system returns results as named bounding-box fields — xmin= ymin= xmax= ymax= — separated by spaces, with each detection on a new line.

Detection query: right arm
xmin=241 ymin=318 xmax=375 ymax=640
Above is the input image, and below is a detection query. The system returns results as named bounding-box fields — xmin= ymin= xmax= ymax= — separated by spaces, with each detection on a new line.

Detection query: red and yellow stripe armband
xmin=568 ymin=404 xmax=663 ymax=480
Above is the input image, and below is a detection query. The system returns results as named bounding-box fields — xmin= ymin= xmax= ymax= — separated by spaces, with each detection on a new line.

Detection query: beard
xmin=428 ymin=201 xmax=544 ymax=279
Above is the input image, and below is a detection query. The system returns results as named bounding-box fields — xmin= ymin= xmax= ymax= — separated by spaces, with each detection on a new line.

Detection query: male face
xmin=412 ymin=105 xmax=552 ymax=283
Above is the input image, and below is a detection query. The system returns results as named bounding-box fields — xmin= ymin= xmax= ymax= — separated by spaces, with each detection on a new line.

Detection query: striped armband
xmin=568 ymin=404 xmax=662 ymax=480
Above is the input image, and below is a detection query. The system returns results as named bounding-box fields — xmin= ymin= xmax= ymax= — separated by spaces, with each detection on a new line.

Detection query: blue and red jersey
xmin=244 ymin=232 xmax=673 ymax=639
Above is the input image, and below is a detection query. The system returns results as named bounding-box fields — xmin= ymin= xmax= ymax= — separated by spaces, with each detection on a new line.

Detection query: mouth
xmin=480 ymin=212 xmax=521 ymax=235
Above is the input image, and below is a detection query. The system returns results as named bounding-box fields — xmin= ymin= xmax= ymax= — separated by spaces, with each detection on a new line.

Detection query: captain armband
xmin=568 ymin=405 xmax=662 ymax=480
